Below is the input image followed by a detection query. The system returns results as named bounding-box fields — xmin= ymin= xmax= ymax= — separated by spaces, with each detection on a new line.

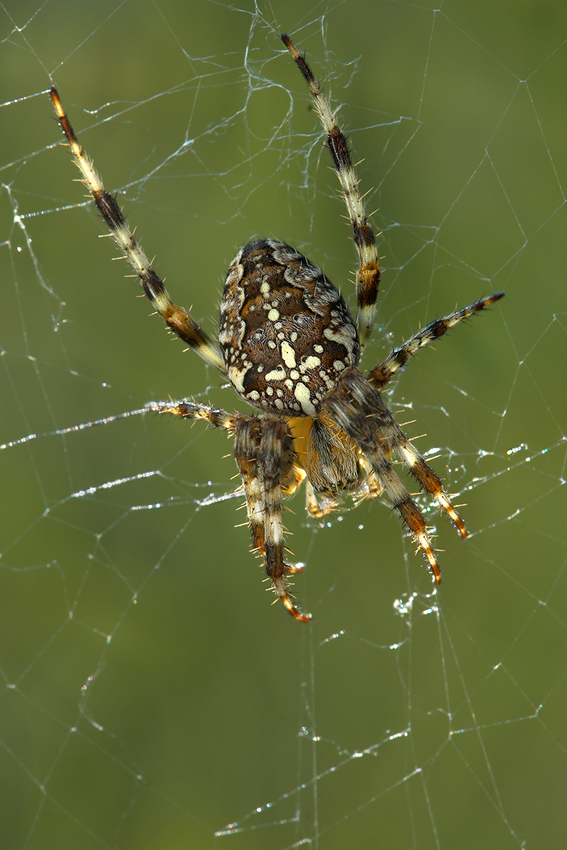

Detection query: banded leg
xmin=337 ymin=368 xmax=466 ymax=536
xmin=369 ymin=292 xmax=505 ymax=389
xmin=234 ymin=419 xmax=311 ymax=622
xmin=234 ymin=418 xmax=265 ymax=563
xmin=145 ymin=399 xmax=237 ymax=432
xmin=50 ymin=88 xmax=225 ymax=373
xmin=357 ymin=381 xmax=468 ymax=539
xmin=323 ymin=368 xmax=468 ymax=583
xmin=282 ymin=35 xmax=380 ymax=350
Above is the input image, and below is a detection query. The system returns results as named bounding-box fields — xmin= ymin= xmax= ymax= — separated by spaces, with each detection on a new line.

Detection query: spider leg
xmin=323 ymin=368 xmax=469 ymax=583
xmin=234 ymin=419 xmax=312 ymax=622
xmin=146 ymin=399 xmax=237 ymax=432
xmin=50 ymin=88 xmax=225 ymax=374
xmin=234 ymin=418 xmax=265 ymax=559
xmin=282 ymin=35 xmax=380 ymax=351
xmin=345 ymin=367 xmax=467 ymax=536
xmin=153 ymin=405 xmax=310 ymax=619
xmin=369 ymin=291 xmax=505 ymax=389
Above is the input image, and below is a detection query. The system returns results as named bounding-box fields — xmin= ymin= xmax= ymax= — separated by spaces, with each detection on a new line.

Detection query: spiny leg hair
xmin=369 ymin=291 xmax=506 ymax=389
xmin=50 ymin=88 xmax=225 ymax=373
xmin=144 ymin=399 xmax=238 ymax=432
xmin=282 ymin=35 xmax=380 ymax=351
xmin=50 ymin=83 xmax=310 ymax=620
xmin=234 ymin=419 xmax=311 ymax=621
xmin=50 ymin=38 xmax=505 ymax=619
xmin=148 ymin=402 xmax=310 ymax=620
xmin=323 ymin=368 xmax=468 ymax=583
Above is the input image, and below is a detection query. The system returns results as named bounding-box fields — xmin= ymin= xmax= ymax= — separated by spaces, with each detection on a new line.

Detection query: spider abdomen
xmin=219 ymin=239 xmax=360 ymax=417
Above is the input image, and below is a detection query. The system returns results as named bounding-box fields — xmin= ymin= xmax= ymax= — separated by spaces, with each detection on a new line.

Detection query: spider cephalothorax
xmin=50 ymin=34 xmax=503 ymax=622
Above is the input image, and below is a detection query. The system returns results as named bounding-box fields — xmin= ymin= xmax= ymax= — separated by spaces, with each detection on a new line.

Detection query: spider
xmin=50 ymin=34 xmax=504 ymax=622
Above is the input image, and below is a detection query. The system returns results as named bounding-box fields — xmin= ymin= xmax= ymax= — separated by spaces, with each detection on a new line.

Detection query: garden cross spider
xmin=50 ymin=34 xmax=504 ymax=622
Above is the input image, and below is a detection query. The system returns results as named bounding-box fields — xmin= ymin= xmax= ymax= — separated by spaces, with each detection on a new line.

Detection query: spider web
xmin=1 ymin=1 xmax=566 ymax=847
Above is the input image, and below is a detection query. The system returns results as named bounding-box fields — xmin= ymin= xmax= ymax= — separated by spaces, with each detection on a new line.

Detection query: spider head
xmin=219 ymin=239 xmax=360 ymax=417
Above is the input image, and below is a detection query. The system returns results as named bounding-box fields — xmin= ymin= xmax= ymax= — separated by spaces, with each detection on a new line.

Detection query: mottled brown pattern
xmin=51 ymin=35 xmax=504 ymax=622
xmin=219 ymin=240 xmax=359 ymax=417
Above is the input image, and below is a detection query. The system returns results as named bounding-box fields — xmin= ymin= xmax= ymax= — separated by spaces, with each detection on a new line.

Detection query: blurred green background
xmin=1 ymin=1 xmax=566 ymax=847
